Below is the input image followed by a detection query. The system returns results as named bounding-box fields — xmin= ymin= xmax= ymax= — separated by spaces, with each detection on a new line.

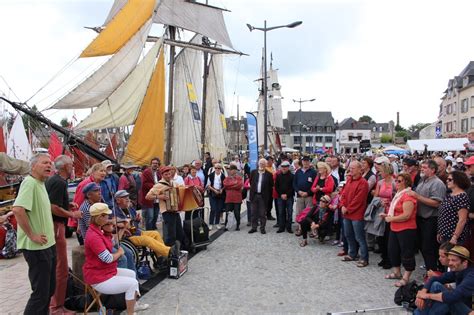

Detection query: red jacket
xmin=311 ymin=175 xmax=335 ymax=204
xmin=223 ymin=175 xmax=243 ymax=204
xmin=184 ymin=176 xmax=204 ymax=192
xmin=83 ymin=224 xmax=117 ymax=285
xmin=340 ymin=176 xmax=369 ymax=221
xmin=141 ymin=167 xmax=160 ymax=208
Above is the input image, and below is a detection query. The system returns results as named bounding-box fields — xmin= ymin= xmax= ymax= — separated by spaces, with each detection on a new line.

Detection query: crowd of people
xmin=8 ymin=148 xmax=474 ymax=314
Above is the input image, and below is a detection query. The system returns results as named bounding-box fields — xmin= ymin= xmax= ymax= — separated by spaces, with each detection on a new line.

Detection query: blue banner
xmin=246 ymin=112 xmax=258 ymax=171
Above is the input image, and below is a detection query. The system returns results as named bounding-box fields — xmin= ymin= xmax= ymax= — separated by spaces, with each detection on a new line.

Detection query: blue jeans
xmin=343 ymin=219 xmax=368 ymax=262
xmin=209 ymin=196 xmax=224 ymax=225
xmin=277 ymin=197 xmax=294 ymax=230
xmin=414 ymin=281 xmax=471 ymax=315
xmin=143 ymin=205 xmax=159 ymax=230
xmin=115 ymin=245 xmax=136 ymax=273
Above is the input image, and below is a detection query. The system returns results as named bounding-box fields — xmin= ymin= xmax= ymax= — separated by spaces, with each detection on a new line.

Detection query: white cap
xmin=374 ymin=156 xmax=390 ymax=164
xmin=456 ymin=157 xmax=464 ymax=163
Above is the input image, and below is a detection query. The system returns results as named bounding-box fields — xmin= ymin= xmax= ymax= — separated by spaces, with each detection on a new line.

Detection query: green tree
xmin=395 ymin=130 xmax=410 ymax=142
xmin=380 ymin=134 xmax=392 ymax=143
xmin=395 ymin=124 xmax=405 ymax=132
xmin=358 ymin=115 xmax=375 ymax=124
xmin=60 ymin=117 xmax=71 ymax=128
xmin=408 ymin=123 xmax=430 ymax=133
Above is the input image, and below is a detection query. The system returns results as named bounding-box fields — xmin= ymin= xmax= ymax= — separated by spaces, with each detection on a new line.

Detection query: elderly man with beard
xmin=248 ymin=158 xmax=274 ymax=234
xmin=408 ymin=160 xmax=447 ymax=271
xmin=13 ymin=153 xmax=56 ymax=314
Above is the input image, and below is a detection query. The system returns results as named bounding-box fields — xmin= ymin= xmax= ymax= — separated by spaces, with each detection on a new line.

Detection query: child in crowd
xmin=425 ymin=241 xmax=455 ymax=281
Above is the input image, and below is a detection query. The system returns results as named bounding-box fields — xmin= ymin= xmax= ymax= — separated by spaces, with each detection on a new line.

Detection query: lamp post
xmin=293 ymin=98 xmax=315 ymax=152
xmin=247 ymin=20 xmax=302 ymax=152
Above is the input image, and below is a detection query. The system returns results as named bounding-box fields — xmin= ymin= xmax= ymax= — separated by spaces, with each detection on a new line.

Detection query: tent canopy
xmin=383 ymin=145 xmax=407 ymax=152
xmin=282 ymin=147 xmax=299 ymax=153
xmin=407 ymin=138 xmax=468 ymax=152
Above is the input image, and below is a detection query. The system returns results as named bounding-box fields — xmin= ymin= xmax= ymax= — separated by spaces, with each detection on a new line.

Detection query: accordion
xmin=164 ymin=186 xmax=203 ymax=211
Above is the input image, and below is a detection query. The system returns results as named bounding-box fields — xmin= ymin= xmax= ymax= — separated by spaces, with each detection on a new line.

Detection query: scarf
xmin=388 ymin=187 xmax=411 ymax=217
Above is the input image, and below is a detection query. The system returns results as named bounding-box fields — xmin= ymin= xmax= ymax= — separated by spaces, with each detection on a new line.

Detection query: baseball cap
xmin=374 ymin=156 xmax=390 ymax=164
xmin=89 ymin=203 xmax=112 ymax=217
xmin=122 ymin=163 xmax=138 ymax=169
xmin=403 ymin=158 xmax=418 ymax=167
xmin=464 ymin=156 xmax=474 ymax=166
xmin=280 ymin=161 xmax=290 ymax=167
xmin=83 ymin=182 xmax=100 ymax=195
xmin=388 ymin=154 xmax=397 ymax=159
xmin=115 ymin=190 xmax=130 ymax=198
xmin=101 ymin=160 xmax=114 ymax=168
xmin=456 ymin=157 xmax=464 ymax=163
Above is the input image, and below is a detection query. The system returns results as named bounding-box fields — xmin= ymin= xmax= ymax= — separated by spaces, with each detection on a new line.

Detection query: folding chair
xmin=69 ymin=271 xmax=106 ymax=314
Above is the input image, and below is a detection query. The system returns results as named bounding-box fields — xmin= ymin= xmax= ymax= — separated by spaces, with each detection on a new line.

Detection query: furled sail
xmin=205 ymin=54 xmax=227 ymax=161
xmin=171 ymin=39 xmax=204 ymax=166
xmin=123 ymin=47 xmax=166 ymax=165
xmin=80 ymin=0 xmax=155 ymax=57
xmin=50 ymin=20 xmax=152 ymax=109
xmin=6 ymin=115 xmax=32 ymax=162
xmin=76 ymin=38 xmax=163 ymax=130
xmin=154 ymin=0 xmax=233 ymax=48
xmin=267 ymin=66 xmax=284 ymax=129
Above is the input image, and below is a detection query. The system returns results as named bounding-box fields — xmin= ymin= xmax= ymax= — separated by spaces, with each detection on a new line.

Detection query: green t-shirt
xmin=13 ymin=176 xmax=55 ymax=250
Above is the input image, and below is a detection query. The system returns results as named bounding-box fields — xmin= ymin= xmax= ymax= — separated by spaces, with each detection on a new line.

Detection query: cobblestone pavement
xmin=139 ymin=215 xmax=421 ymax=315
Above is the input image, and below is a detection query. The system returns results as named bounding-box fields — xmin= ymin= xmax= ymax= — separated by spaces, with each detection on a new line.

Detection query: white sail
xmin=153 ymin=0 xmax=233 ymax=48
xmin=50 ymin=19 xmax=152 ymax=110
xmin=171 ymin=37 xmax=204 ymax=166
xmin=76 ymin=38 xmax=163 ymax=130
xmin=7 ymin=115 xmax=32 ymax=162
xmin=205 ymin=54 xmax=227 ymax=160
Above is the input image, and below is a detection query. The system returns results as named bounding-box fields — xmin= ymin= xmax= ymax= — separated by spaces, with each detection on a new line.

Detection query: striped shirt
xmin=79 ymin=200 xmax=92 ymax=237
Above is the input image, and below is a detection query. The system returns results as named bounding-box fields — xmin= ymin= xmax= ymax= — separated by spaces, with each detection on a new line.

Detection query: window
xmin=316 ymin=126 xmax=323 ymax=132
xmin=326 ymin=126 xmax=332 ymax=132
xmin=325 ymin=136 xmax=333 ymax=142
xmin=315 ymin=136 xmax=323 ymax=142
xmin=461 ymin=118 xmax=469 ymax=132
xmin=453 ymin=102 xmax=457 ymax=115
xmin=306 ymin=136 xmax=313 ymax=142
xmin=447 ymin=104 xmax=452 ymax=114
xmin=462 ymin=99 xmax=469 ymax=113
xmin=293 ymin=136 xmax=301 ymax=144
xmin=240 ymin=123 xmax=245 ymax=130
xmin=379 ymin=126 xmax=383 ymax=132
xmin=471 ymin=117 xmax=474 ymax=129
xmin=471 ymin=96 xmax=474 ymax=108
xmin=372 ymin=127 xmax=376 ymax=131
xmin=453 ymin=121 xmax=457 ymax=132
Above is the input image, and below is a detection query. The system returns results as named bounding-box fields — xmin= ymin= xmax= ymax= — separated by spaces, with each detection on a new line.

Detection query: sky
xmin=2 ymin=0 xmax=474 ymax=128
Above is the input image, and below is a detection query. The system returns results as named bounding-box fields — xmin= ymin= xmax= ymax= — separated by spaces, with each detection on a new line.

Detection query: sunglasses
xmin=447 ymin=178 xmax=453 ymax=182
xmin=396 ymin=179 xmax=403 ymax=183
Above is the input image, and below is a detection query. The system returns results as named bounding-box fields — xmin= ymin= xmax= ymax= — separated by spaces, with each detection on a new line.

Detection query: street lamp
xmin=293 ymin=98 xmax=315 ymax=152
xmin=247 ymin=20 xmax=303 ymax=152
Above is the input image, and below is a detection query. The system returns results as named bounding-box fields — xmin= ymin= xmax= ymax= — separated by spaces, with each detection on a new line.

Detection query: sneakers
xmin=331 ymin=240 xmax=339 ymax=246
xmin=135 ymin=301 xmax=150 ymax=312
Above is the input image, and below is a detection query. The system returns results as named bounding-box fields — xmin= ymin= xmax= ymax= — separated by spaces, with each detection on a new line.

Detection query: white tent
xmin=407 ymin=138 xmax=468 ymax=152
xmin=383 ymin=145 xmax=407 ymax=152
xmin=282 ymin=147 xmax=299 ymax=153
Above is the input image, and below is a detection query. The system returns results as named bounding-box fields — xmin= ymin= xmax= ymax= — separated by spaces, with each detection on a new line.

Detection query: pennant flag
xmin=246 ymin=112 xmax=258 ymax=171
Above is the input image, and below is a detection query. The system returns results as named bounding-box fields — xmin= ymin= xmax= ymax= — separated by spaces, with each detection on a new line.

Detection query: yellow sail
xmin=80 ymin=0 xmax=155 ymax=58
xmin=123 ymin=48 xmax=165 ymax=164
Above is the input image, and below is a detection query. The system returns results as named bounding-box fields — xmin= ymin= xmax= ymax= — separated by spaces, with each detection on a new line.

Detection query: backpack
xmin=394 ymin=280 xmax=423 ymax=309
xmin=1 ymin=223 xmax=17 ymax=259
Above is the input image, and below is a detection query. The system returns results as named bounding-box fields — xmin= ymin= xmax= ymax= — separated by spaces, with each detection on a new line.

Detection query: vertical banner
xmin=246 ymin=112 xmax=258 ymax=171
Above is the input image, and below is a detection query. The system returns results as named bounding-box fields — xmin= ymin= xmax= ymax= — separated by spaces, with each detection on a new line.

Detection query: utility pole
xmin=237 ymin=96 xmax=240 ymax=156
xmin=293 ymin=98 xmax=315 ymax=153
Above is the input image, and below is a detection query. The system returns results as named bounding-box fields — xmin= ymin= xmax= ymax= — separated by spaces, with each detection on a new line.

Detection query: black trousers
xmin=251 ymin=195 xmax=266 ymax=231
xmin=225 ymin=203 xmax=241 ymax=228
xmin=162 ymin=212 xmax=184 ymax=246
xmin=265 ymin=197 xmax=273 ymax=218
xmin=376 ymin=222 xmax=390 ymax=262
xmin=23 ymin=245 xmax=57 ymax=315
xmin=388 ymin=229 xmax=417 ymax=271
xmin=416 ymin=216 xmax=439 ymax=271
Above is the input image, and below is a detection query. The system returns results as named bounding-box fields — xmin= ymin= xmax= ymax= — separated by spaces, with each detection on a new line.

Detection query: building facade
xmin=284 ymin=111 xmax=335 ymax=153
xmin=225 ymin=116 xmax=248 ymax=156
xmin=440 ymin=61 xmax=474 ymax=138
xmin=335 ymin=118 xmax=394 ymax=153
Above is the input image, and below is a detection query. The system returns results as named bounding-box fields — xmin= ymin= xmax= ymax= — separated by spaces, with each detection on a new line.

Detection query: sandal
xmin=356 ymin=260 xmax=369 ymax=268
xmin=385 ymin=273 xmax=402 ymax=280
xmin=395 ymin=278 xmax=408 ymax=287
xmin=295 ymin=230 xmax=302 ymax=237
xmin=341 ymin=255 xmax=354 ymax=262
xmin=299 ymin=240 xmax=308 ymax=247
